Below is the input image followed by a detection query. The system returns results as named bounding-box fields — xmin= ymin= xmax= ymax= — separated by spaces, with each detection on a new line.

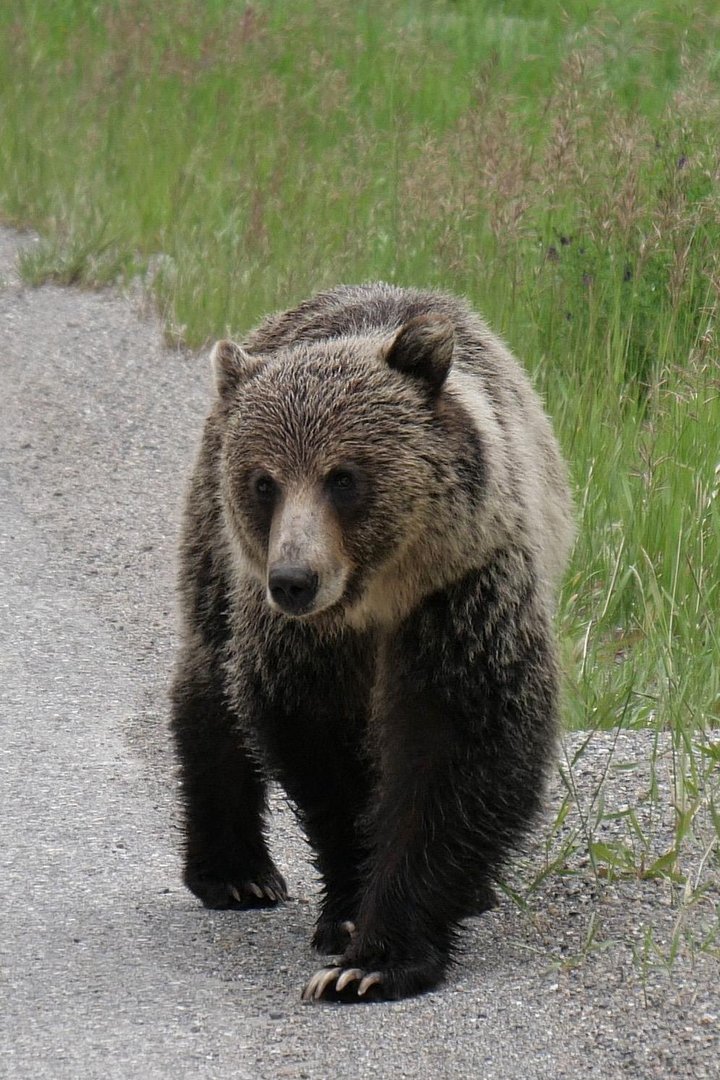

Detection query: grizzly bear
xmin=170 ymin=283 xmax=573 ymax=1003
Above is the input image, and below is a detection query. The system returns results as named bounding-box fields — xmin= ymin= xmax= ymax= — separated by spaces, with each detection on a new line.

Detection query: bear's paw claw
xmin=188 ymin=867 xmax=288 ymax=910
xmin=312 ymin=916 xmax=356 ymax=954
xmin=334 ymin=968 xmax=363 ymax=992
xmin=357 ymin=972 xmax=384 ymax=995
xmin=301 ymin=965 xmax=385 ymax=1003
xmin=234 ymin=876 xmax=287 ymax=906
xmin=229 ymin=881 xmax=283 ymax=905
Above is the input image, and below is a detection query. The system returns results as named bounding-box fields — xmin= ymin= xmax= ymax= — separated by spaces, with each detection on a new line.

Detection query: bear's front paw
xmin=186 ymin=865 xmax=288 ymax=910
xmin=301 ymin=965 xmax=385 ymax=1003
xmin=300 ymin=952 xmax=444 ymax=1003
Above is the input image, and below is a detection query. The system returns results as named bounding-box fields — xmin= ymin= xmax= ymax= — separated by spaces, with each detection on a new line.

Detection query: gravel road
xmin=1 ymin=227 xmax=717 ymax=1079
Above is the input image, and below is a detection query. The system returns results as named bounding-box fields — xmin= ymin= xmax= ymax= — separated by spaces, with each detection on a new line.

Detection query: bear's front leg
xmin=302 ymin=560 xmax=558 ymax=1002
xmin=171 ymin=643 xmax=287 ymax=910
xmin=300 ymin=729 xmax=465 ymax=1002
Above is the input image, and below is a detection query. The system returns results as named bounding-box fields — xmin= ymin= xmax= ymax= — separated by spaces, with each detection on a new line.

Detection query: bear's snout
xmin=268 ymin=565 xmax=319 ymax=616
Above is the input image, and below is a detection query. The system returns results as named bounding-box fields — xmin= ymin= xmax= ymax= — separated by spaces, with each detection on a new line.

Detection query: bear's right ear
xmin=210 ymin=339 xmax=259 ymax=398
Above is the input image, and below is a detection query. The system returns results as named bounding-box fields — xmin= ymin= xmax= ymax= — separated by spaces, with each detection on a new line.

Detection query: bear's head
xmin=212 ymin=316 xmax=458 ymax=624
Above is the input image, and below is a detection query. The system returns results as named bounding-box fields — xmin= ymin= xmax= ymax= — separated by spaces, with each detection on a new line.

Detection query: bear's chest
xmin=260 ymin=627 xmax=377 ymax=714
xmin=225 ymin=613 xmax=378 ymax=775
xmin=229 ymin=626 xmax=377 ymax=786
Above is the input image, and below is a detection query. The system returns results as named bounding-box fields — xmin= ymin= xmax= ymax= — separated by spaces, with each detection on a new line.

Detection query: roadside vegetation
xmin=1 ymin=0 xmax=717 ymax=961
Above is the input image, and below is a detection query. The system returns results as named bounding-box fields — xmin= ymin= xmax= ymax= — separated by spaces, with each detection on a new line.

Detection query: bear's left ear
xmin=210 ymin=339 xmax=260 ymax=398
xmin=384 ymin=315 xmax=454 ymax=394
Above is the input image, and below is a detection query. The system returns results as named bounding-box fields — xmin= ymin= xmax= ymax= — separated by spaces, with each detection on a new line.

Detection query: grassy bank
xmin=1 ymin=1 xmax=718 ymax=918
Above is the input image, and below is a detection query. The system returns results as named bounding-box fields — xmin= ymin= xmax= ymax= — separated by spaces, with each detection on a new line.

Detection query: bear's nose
xmin=268 ymin=566 xmax=319 ymax=615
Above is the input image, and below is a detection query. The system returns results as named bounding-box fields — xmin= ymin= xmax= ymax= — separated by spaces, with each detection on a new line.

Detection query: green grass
xmin=1 ymin=0 xmax=718 ymax=949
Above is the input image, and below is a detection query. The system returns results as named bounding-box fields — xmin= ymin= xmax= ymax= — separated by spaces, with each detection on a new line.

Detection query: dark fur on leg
xmin=225 ymin=631 xmax=375 ymax=953
xmin=170 ymin=648 xmax=286 ymax=910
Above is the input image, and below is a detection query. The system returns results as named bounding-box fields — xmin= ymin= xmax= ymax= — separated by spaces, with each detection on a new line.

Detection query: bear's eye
xmin=328 ymin=470 xmax=355 ymax=492
xmin=252 ymin=472 xmax=277 ymax=502
xmin=326 ymin=467 xmax=364 ymax=512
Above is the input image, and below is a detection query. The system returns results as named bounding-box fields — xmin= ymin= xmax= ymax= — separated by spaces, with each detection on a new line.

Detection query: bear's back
xmin=244 ymin=283 xmax=472 ymax=354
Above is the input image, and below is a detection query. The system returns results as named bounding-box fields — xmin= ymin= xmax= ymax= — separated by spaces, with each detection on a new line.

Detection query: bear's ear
xmin=210 ymin=339 xmax=259 ymax=398
xmin=384 ymin=315 xmax=454 ymax=394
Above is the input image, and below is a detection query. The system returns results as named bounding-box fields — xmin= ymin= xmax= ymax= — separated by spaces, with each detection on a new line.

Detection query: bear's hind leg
xmin=171 ymin=653 xmax=286 ymax=910
xmin=289 ymin=774 xmax=370 ymax=954
xmin=267 ymin=718 xmax=372 ymax=953
xmin=306 ymin=809 xmax=367 ymax=956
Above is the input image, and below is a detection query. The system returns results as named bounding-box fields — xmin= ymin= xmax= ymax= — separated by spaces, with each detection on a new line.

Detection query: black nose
xmin=268 ymin=566 xmax=319 ymax=615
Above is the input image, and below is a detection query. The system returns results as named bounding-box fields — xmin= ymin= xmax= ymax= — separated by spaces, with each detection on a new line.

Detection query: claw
xmin=302 ymin=966 xmax=342 ymax=1002
xmin=263 ymin=886 xmax=277 ymax=902
xmin=357 ymin=972 xmax=384 ymax=996
xmin=248 ymin=882 xmax=264 ymax=900
xmin=314 ymin=966 xmax=343 ymax=999
xmin=335 ymin=968 xmax=363 ymax=993
xmin=340 ymin=920 xmax=356 ymax=937
xmin=229 ymin=885 xmax=242 ymax=903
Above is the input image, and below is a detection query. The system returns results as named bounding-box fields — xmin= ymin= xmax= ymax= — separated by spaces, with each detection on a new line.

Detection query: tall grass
xmin=1 ymin=2 xmax=718 ymax=897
